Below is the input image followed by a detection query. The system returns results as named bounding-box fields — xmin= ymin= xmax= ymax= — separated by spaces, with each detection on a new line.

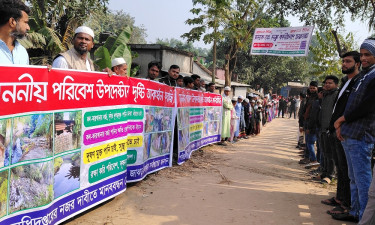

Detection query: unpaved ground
xmin=65 ymin=118 xmax=353 ymax=225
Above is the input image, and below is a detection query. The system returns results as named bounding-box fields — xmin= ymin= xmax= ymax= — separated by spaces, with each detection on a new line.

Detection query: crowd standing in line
xmin=297 ymin=47 xmax=375 ymax=224
xmin=2 ymin=1 xmax=375 ymax=224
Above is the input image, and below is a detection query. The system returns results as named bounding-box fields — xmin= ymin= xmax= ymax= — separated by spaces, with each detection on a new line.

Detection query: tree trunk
xmin=212 ymin=39 xmax=217 ymax=83
xmin=224 ymin=56 xmax=231 ymax=87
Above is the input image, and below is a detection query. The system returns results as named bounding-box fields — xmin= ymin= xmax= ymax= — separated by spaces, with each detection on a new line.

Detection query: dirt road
xmin=65 ymin=118 xmax=353 ymax=225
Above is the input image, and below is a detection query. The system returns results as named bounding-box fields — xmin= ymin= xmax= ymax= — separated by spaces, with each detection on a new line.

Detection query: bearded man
xmin=0 ymin=0 xmax=30 ymax=65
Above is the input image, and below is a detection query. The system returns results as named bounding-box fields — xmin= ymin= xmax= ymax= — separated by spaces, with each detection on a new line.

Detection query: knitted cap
xmin=360 ymin=39 xmax=375 ymax=57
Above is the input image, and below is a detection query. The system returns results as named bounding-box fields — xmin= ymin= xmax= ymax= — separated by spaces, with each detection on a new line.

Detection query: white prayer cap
xmin=251 ymin=100 xmax=255 ymax=103
xmin=248 ymin=93 xmax=254 ymax=97
xmin=111 ymin=58 xmax=127 ymax=67
xmin=232 ymin=97 xmax=238 ymax=101
xmin=75 ymin=26 xmax=95 ymax=39
xmin=224 ymin=86 xmax=231 ymax=91
xmin=244 ymin=98 xmax=249 ymax=103
xmin=238 ymin=95 xmax=244 ymax=99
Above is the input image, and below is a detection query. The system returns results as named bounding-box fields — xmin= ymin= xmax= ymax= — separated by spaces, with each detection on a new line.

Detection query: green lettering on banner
xmin=88 ymin=154 xmax=127 ymax=183
xmin=252 ymin=50 xmax=267 ymax=53
xmin=267 ymin=50 xmax=305 ymax=54
xmin=190 ymin=130 xmax=202 ymax=142
xmin=189 ymin=108 xmax=203 ymax=116
xmin=127 ymin=150 xmax=137 ymax=165
xmin=84 ymin=108 xmax=144 ymax=127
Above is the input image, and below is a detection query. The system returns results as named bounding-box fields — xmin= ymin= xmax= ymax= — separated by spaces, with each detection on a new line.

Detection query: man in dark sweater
xmin=334 ymin=41 xmax=375 ymax=222
xmin=318 ymin=75 xmax=338 ymax=184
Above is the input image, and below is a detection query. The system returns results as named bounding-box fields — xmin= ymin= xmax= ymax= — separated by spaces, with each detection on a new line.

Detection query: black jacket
xmin=159 ymin=75 xmax=177 ymax=87
xmin=329 ymin=73 xmax=361 ymax=132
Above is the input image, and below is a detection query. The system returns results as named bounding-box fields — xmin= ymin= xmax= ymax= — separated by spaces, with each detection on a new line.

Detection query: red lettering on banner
xmin=253 ymin=43 xmax=273 ymax=48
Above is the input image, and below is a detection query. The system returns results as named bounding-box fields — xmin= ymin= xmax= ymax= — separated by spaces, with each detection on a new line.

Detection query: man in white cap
xmin=52 ymin=26 xmax=95 ymax=71
xmin=111 ymin=57 xmax=127 ymax=76
xmin=218 ymin=86 xmax=232 ymax=146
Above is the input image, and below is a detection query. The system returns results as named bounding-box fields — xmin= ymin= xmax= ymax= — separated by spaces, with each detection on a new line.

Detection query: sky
xmin=108 ymin=0 xmax=372 ymax=50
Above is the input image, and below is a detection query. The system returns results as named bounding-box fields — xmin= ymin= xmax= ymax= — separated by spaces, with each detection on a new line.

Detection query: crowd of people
xmin=219 ymin=89 xmax=294 ymax=145
xmin=296 ymin=49 xmax=375 ymax=224
xmin=1 ymin=1 xmax=375 ymax=225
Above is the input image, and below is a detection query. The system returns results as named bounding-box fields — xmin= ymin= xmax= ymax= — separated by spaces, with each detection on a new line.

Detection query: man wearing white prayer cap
xmin=52 ymin=25 xmax=95 ymax=71
xmin=111 ymin=57 xmax=127 ymax=76
xmin=218 ymin=86 xmax=233 ymax=146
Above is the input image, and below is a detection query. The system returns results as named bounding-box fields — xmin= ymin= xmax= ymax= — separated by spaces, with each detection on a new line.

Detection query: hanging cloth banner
xmin=0 ymin=66 xmax=175 ymax=225
xmin=250 ymin=26 xmax=314 ymax=57
xmin=175 ymin=88 xmax=222 ymax=165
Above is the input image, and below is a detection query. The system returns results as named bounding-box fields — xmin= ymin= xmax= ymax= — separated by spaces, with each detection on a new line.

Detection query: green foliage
xmin=86 ymin=10 xmax=147 ymax=44
xmin=0 ymin=172 xmax=8 ymax=203
xmin=155 ymin=38 xmax=210 ymax=57
xmin=94 ymin=46 xmax=111 ymax=70
xmin=71 ymin=153 xmax=80 ymax=162
xmin=48 ymin=184 xmax=53 ymax=201
xmin=94 ymin=27 xmax=134 ymax=75
xmin=32 ymin=115 xmax=52 ymax=138
xmin=309 ymin=30 xmax=356 ymax=81
xmin=23 ymin=0 xmax=109 ymax=64
xmin=54 ymin=113 xmax=63 ymax=121
xmin=54 ymin=157 xmax=63 ymax=174
xmin=0 ymin=179 xmax=7 ymax=203
xmin=0 ymin=120 xmax=6 ymax=135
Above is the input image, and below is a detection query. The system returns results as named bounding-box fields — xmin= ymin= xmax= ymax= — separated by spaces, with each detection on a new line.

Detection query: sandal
xmin=321 ymin=197 xmax=341 ymax=206
xmin=321 ymin=177 xmax=331 ymax=184
xmin=326 ymin=205 xmax=349 ymax=215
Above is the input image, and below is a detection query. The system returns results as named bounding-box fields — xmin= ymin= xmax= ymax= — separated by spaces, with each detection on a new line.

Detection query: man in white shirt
xmin=0 ymin=0 xmax=30 ymax=65
xmin=52 ymin=26 xmax=95 ymax=71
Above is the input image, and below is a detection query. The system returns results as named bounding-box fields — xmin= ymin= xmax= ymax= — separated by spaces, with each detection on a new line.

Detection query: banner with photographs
xmin=126 ymin=78 xmax=175 ymax=182
xmin=176 ymin=88 xmax=222 ymax=165
xmin=250 ymin=26 xmax=314 ymax=57
xmin=0 ymin=66 xmax=174 ymax=225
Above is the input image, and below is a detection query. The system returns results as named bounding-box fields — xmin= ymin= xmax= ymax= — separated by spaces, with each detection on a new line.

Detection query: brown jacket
xmin=59 ymin=48 xmax=95 ymax=71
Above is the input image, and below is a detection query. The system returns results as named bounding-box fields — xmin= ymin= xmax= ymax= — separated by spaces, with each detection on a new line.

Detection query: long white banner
xmin=250 ymin=26 xmax=314 ymax=57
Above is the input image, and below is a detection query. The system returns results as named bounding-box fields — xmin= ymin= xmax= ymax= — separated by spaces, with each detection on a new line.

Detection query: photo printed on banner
xmin=11 ymin=114 xmax=53 ymax=164
xmin=54 ymin=111 xmax=82 ymax=155
xmin=0 ymin=119 xmax=11 ymax=167
xmin=54 ymin=151 xmax=81 ymax=199
xmin=9 ymin=160 xmax=54 ymax=214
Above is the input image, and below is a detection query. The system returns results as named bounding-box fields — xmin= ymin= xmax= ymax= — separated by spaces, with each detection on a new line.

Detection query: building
xmin=130 ymin=44 xmax=250 ymax=96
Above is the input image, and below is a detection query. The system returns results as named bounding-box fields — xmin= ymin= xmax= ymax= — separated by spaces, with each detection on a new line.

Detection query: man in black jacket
xmin=159 ymin=65 xmax=180 ymax=87
xmin=323 ymin=51 xmax=361 ymax=217
xmin=299 ymin=82 xmax=320 ymax=165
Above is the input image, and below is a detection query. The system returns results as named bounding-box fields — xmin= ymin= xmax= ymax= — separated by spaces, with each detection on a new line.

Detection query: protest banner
xmin=250 ymin=26 xmax=314 ymax=57
xmin=0 ymin=66 xmax=175 ymax=224
xmin=176 ymin=88 xmax=222 ymax=164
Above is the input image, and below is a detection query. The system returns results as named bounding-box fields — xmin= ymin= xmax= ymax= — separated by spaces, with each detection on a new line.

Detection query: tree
xmin=182 ymin=0 xmax=231 ymax=82
xmin=94 ymin=27 xmax=134 ymax=76
xmin=86 ymin=10 xmax=147 ymax=44
xmin=309 ymin=30 xmax=356 ymax=80
xmin=268 ymin=0 xmax=373 ymax=56
xmin=20 ymin=0 xmax=109 ymax=64
xmin=155 ymin=38 xmax=209 ymax=57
